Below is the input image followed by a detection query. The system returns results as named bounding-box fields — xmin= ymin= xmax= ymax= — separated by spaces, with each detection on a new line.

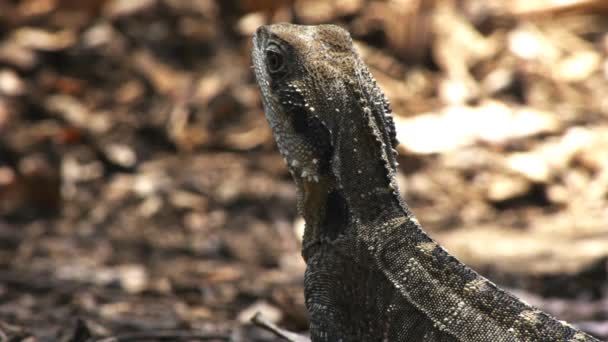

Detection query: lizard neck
xmin=299 ymin=97 xmax=407 ymax=255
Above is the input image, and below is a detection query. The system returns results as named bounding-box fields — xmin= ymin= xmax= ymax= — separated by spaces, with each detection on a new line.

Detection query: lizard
xmin=251 ymin=23 xmax=602 ymax=342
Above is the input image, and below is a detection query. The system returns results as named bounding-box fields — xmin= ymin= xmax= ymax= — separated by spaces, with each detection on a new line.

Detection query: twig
xmin=250 ymin=312 xmax=310 ymax=342
xmin=90 ymin=331 xmax=230 ymax=342
xmin=0 ymin=321 xmax=29 ymax=342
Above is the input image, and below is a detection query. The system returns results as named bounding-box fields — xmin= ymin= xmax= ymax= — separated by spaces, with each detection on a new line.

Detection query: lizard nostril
xmin=254 ymin=26 xmax=268 ymax=47
xmin=253 ymin=26 xmax=268 ymax=50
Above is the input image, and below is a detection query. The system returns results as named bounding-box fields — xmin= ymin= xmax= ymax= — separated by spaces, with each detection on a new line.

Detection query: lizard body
xmin=251 ymin=23 xmax=601 ymax=342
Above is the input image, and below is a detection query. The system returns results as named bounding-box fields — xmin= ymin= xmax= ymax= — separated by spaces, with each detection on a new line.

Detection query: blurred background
xmin=0 ymin=0 xmax=607 ymax=340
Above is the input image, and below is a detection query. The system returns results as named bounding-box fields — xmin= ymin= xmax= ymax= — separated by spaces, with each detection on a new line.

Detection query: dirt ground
xmin=0 ymin=0 xmax=607 ymax=341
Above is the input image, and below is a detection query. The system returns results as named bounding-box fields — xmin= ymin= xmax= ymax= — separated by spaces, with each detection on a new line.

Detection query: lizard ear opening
xmin=322 ymin=190 xmax=349 ymax=240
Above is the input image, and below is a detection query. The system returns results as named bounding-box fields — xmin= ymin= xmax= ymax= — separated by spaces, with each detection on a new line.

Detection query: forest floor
xmin=0 ymin=0 xmax=607 ymax=340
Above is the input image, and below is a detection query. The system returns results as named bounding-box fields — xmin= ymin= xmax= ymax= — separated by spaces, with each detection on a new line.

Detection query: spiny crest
xmin=359 ymin=66 xmax=400 ymax=154
xmin=382 ymin=95 xmax=400 ymax=151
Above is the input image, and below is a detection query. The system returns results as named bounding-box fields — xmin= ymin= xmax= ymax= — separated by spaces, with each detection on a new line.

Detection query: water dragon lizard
xmin=251 ymin=23 xmax=601 ymax=342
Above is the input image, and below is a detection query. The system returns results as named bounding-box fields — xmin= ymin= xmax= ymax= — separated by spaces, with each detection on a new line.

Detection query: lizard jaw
xmin=252 ymin=27 xmax=324 ymax=185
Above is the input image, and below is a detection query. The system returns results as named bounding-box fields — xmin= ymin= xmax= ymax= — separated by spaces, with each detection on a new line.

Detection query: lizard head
xmin=252 ymin=23 xmax=358 ymax=185
xmin=252 ymin=23 xmax=401 ymax=238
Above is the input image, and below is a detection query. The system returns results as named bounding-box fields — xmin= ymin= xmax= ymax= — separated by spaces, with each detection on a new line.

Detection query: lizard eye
xmin=265 ymin=46 xmax=285 ymax=74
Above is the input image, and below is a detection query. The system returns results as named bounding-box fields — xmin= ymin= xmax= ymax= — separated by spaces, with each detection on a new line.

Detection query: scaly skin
xmin=251 ymin=23 xmax=601 ymax=342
